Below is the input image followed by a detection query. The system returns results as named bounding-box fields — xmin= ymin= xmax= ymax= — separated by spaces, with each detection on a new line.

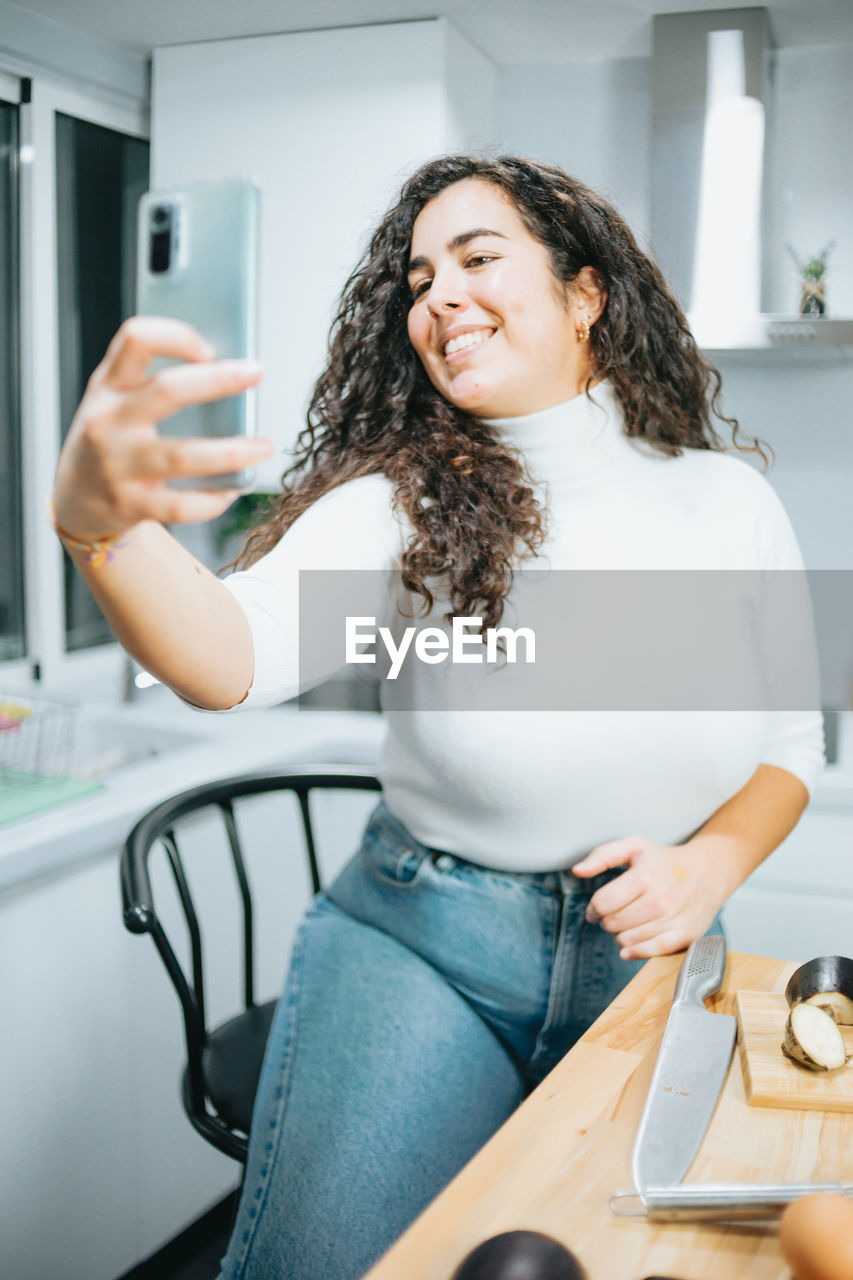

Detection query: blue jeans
xmin=219 ymin=800 xmax=724 ymax=1280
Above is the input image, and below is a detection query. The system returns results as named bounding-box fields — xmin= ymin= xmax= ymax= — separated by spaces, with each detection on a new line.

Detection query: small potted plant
xmin=214 ymin=491 xmax=277 ymax=565
xmin=786 ymin=240 xmax=836 ymax=316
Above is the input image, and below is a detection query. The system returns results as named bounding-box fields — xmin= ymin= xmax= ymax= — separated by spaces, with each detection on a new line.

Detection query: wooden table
xmin=364 ymin=951 xmax=853 ymax=1280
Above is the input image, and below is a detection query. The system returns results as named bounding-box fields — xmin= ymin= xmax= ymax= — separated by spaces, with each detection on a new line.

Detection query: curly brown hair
xmin=235 ymin=155 xmax=766 ymax=628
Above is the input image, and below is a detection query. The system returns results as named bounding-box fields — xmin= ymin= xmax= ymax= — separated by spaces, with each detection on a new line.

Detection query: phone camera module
xmin=148 ymin=203 xmax=175 ymax=275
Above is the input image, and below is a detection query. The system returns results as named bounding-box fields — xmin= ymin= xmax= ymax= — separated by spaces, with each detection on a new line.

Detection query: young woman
xmin=54 ymin=156 xmax=822 ymax=1280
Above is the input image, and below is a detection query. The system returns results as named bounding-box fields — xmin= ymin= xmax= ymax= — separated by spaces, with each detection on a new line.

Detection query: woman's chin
xmin=441 ymin=372 xmax=509 ymax=418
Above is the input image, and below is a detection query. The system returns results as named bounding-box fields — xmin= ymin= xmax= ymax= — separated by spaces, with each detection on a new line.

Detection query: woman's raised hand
xmin=53 ymin=316 xmax=273 ymax=542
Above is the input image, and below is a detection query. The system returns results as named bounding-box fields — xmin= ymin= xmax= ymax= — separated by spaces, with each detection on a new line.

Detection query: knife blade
xmin=631 ymin=935 xmax=737 ymax=1194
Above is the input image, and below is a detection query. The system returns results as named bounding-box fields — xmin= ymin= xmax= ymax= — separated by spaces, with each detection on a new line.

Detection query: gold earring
xmin=576 ymin=318 xmax=591 ymax=343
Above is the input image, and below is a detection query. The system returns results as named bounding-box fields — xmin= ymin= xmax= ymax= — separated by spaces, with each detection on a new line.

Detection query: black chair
xmin=120 ymin=766 xmax=381 ymax=1162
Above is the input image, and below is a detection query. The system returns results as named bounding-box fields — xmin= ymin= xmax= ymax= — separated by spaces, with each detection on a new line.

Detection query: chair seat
xmin=202 ymin=999 xmax=278 ymax=1135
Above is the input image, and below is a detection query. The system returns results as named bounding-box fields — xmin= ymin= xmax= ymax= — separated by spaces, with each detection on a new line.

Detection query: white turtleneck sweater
xmin=223 ymin=383 xmax=824 ymax=871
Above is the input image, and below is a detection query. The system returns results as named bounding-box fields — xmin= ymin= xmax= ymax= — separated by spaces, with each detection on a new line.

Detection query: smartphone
xmin=136 ymin=177 xmax=260 ymax=490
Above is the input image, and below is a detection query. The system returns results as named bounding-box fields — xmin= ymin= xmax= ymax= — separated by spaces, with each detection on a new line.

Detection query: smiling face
xmin=406 ymin=179 xmax=600 ymax=418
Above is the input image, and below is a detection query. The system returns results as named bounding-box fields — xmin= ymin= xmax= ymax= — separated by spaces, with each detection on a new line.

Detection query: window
xmin=55 ymin=113 xmax=149 ymax=651
xmin=0 ymin=95 xmax=24 ymax=661
xmin=0 ymin=74 xmax=148 ymax=688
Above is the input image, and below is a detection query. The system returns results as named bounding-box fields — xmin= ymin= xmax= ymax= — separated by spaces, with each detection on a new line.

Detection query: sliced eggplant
xmin=804 ymin=990 xmax=853 ymax=1025
xmin=782 ymin=1001 xmax=848 ymax=1072
xmin=785 ymin=956 xmax=853 ymax=1025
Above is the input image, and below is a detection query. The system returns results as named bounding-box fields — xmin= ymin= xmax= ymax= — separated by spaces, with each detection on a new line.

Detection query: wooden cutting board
xmin=736 ymin=989 xmax=853 ymax=1111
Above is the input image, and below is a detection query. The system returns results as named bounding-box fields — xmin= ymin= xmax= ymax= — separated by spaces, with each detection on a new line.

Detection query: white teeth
xmin=444 ymin=329 xmax=493 ymax=356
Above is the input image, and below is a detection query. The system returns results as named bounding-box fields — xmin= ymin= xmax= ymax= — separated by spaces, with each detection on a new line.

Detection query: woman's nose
xmin=430 ymin=297 xmax=460 ymax=312
xmin=427 ymin=270 xmax=468 ymax=317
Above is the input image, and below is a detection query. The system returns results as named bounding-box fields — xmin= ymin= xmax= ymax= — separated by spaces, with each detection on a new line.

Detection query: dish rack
xmin=0 ymin=691 xmax=78 ymax=789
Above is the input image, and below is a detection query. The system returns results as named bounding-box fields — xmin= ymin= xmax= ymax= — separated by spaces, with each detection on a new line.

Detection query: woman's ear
xmin=573 ymin=266 xmax=607 ymax=324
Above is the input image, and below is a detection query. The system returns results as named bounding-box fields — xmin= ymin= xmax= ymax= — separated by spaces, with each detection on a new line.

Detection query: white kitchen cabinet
xmin=723 ymin=792 xmax=853 ymax=963
xmin=0 ymin=705 xmax=381 ymax=1280
xmin=150 ymin=19 xmax=498 ymax=488
xmin=0 ymin=845 xmax=235 ymax=1280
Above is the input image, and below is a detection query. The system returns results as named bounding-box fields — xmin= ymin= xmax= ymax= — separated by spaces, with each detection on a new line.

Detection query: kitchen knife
xmin=631 ymin=935 xmax=737 ymax=1194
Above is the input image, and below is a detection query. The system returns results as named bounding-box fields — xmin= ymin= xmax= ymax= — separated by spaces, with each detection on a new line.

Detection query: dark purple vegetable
xmin=450 ymin=1229 xmax=586 ymax=1280
xmin=785 ymin=956 xmax=853 ymax=1025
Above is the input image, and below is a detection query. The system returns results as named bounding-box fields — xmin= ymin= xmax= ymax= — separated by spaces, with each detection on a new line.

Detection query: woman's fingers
xmin=55 ymin=319 xmax=272 ymax=541
xmin=111 ymin=357 xmax=264 ymax=428
xmin=590 ymin=881 xmax=669 ymax=934
xmin=125 ymin=485 xmax=245 ymax=528
xmin=596 ymin=891 xmax=669 ymax=936
xmin=581 ymin=841 xmax=698 ymax=937
xmin=125 ymin=432 xmax=274 ymax=482
xmin=614 ymin=913 xmax=686 ymax=949
xmin=98 ymin=316 xmax=214 ymax=390
xmin=619 ymin=929 xmax=690 ymax=961
xmin=582 ymin=855 xmax=651 ymax=926
xmin=572 ymin=834 xmax=644 ymax=878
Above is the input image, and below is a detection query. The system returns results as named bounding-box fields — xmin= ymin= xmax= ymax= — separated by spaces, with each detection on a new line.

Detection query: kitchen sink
xmin=70 ymin=714 xmax=207 ymax=779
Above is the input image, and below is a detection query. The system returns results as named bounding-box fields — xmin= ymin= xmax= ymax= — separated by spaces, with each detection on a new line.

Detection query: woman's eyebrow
xmin=408 ymin=227 xmax=508 ymax=274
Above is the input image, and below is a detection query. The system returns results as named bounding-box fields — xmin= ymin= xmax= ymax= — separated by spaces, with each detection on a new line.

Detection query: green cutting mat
xmin=0 ymin=773 xmax=105 ymax=825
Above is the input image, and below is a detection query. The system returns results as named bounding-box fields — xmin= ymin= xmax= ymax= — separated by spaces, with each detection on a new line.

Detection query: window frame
xmin=14 ymin=75 xmax=148 ymax=693
xmin=0 ymin=69 xmax=20 ymax=104
xmin=0 ymin=73 xmax=26 ymax=683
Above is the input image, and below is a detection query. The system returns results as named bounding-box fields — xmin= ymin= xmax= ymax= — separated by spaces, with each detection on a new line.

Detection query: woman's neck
xmin=483 ymin=381 xmax=624 ymax=484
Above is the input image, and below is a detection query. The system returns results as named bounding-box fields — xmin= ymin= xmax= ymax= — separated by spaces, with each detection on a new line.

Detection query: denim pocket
xmin=359 ymin=807 xmax=431 ymax=888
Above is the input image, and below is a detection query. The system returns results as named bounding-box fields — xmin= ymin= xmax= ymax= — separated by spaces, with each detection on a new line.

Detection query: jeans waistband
xmin=370 ymin=798 xmax=620 ymax=897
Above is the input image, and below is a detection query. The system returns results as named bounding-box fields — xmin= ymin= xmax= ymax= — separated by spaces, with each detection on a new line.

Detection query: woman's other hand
xmin=53 ymin=316 xmax=272 ymax=542
xmin=571 ymin=765 xmax=809 ymax=960
xmin=570 ymin=835 xmax=727 ymax=960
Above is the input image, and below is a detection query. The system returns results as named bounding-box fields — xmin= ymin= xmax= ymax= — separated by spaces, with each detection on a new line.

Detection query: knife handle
xmin=672 ymin=935 xmax=728 ymax=1007
xmin=611 ymin=1183 xmax=852 ymax=1222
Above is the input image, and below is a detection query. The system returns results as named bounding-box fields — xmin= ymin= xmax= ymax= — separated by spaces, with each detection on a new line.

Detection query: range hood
xmin=650 ymin=7 xmax=853 ymax=355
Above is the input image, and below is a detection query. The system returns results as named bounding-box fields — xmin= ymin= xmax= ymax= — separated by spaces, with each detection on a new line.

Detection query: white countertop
xmin=4 ymin=696 xmax=852 ymax=892
xmin=0 ymin=697 xmax=385 ymax=892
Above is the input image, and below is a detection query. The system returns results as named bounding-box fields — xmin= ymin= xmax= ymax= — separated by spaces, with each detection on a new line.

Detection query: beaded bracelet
xmin=49 ymin=499 xmax=127 ymax=568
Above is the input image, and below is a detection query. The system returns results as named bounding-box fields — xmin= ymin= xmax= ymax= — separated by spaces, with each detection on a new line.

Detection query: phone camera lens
xmin=148 ymin=202 xmax=175 ymax=274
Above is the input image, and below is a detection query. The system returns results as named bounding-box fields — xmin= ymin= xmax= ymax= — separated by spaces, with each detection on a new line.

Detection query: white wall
xmin=498 ymin=44 xmax=853 ymax=573
xmin=499 ymin=58 xmax=651 ymax=246
xmin=713 ymin=357 xmax=853 ymax=570
xmin=151 ymin=20 xmax=498 ymax=484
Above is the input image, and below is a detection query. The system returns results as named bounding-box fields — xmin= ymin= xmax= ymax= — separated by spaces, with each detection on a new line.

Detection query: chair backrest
xmin=120 ymin=766 xmax=381 ymax=1160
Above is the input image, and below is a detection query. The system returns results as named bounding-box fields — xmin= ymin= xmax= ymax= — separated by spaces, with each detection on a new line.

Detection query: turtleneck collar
xmin=482 ymin=381 xmax=624 ymax=484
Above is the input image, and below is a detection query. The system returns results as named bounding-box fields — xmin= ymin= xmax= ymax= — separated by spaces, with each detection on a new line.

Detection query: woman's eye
xmin=411 ymin=278 xmax=432 ymax=300
xmin=466 ymin=253 xmax=496 ymax=268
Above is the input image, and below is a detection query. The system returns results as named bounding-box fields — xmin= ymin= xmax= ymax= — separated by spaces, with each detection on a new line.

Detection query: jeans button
xmin=434 ymin=853 xmax=455 ymax=873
